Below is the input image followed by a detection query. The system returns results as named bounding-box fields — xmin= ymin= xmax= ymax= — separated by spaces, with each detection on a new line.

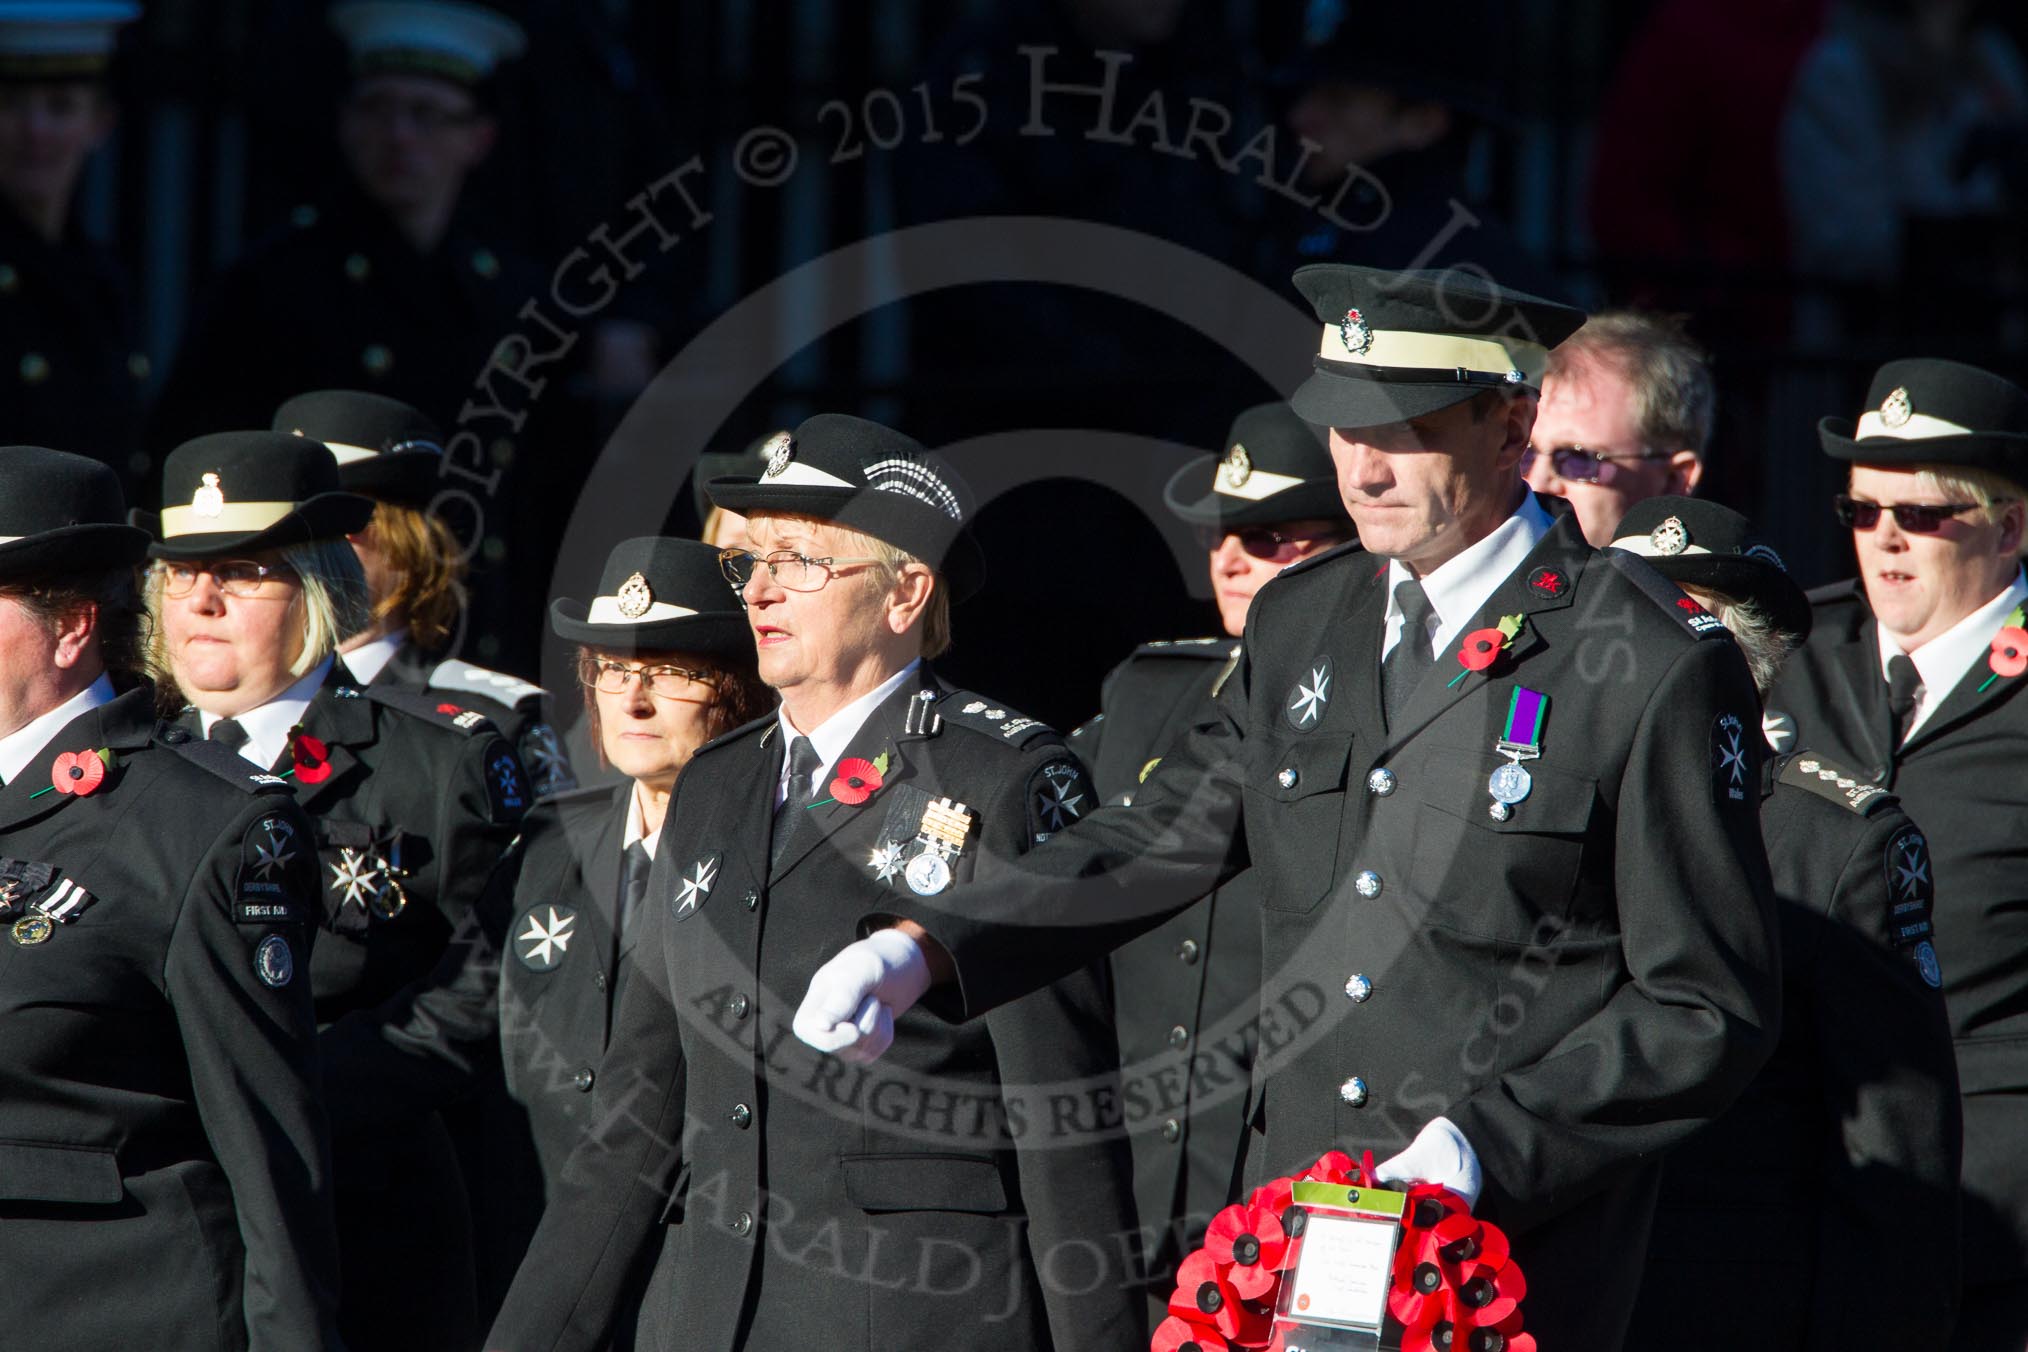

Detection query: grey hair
xmin=275 ymin=539 xmax=372 ymax=676
xmin=1550 ymin=310 xmax=1716 ymax=455
xmin=1682 ymin=585 xmax=1799 ymax=696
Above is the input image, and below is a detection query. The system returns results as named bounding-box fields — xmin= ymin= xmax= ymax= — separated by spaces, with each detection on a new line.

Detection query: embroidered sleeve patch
xmin=1029 ymin=758 xmax=1094 ymax=844
xmin=235 ymin=813 xmax=306 ymax=924
xmin=485 ymin=744 xmax=531 ymax=822
xmin=1710 ymin=713 xmax=1751 ymax=806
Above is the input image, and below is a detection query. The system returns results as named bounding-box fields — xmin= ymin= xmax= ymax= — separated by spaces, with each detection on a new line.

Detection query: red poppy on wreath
xmin=1167 ymin=1250 xmax=1269 ymax=1346
xmin=1151 ymin=1313 xmax=1230 ymax=1352
xmin=1205 ymin=1202 xmax=1294 ymax=1299
xmin=828 ymin=751 xmax=890 ymax=806
xmin=51 ymin=748 xmax=108 ymax=796
xmin=288 ymin=728 xmax=334 ymax=784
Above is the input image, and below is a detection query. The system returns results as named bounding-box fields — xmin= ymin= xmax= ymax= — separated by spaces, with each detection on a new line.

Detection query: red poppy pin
xmin=1980 ymin=605 xmax=2027 ymax=692
xmin=436 ymin=702 xmax=463 ymax=715
xmin=288 ymin=727 xmax=334 ymax=784
xmin=822 ymin=751 xmax=891 ymax=807
xmin=49 ymin=748 xmax=110 ymax=797
xmin=1448 ymin=614 xmax=1525 ymax=688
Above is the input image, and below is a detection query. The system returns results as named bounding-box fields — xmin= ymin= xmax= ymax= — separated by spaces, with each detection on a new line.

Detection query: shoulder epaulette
xmin=1806 ymin=578 xmax=1865 ymax=607
xmin=1778 ymin=751 xmax=1896 ymax=816
xmin=426 ymin=659 xmax=547 ymax=710
xmin=366 ymin=682 xmax=501 ymax=736
xmin=1274 ymin=536 xmax=1366 ymax=581
xmin=1127 ymin=637 xmax=1239 ymax=661
xmin=935 ymin=690 xmax=1059 ymax=747
xmin=1601 ymin=549 xmax=1731 ymax=640
xmin=159 ymin=732 xmax=295 ymax=795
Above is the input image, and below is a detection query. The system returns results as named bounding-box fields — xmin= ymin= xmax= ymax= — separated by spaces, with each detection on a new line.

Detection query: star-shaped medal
xmin=869 ymin=841 xmax=906 ymax=883
xmin=329 ymin=848 xmax=381 ymax=910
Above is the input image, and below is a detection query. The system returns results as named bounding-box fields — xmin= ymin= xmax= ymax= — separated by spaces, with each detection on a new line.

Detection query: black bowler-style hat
xmin=691 ymin=428 xmax=787 ymax=524
xmin=1818 ymin=358 xmax=2028 ymax=479
xmin=0 ymin=445 xmax=149 ymax=578
xmin=273 ymin=389 xmax=447 ymax=511
xmin=1163 ymin=401 xmax=1352 ymax=531
xmin=1609 ymin=496 xmax=1812 ymax=640
xmin=550 ymin=536 xmax=753 ymax=656
xmin=705 ymin=413 xmax=985 ymax=596
xmin=1289 ymin=263 xmax=1587 ymax=429
xmin=137 ymin=431 xmax=376 ymax=560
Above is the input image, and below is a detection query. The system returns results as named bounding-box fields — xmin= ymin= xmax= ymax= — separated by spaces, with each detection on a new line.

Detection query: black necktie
xmin=1382 ymin=578 xmax=1437 ymax=726
xmin=1887 ymin=654 xmax=1922 ymax=744
xmin=617 ymin=841 xmax=651 ymax=941
xmin=208 ymin=717 xmax=249 ymax=753
xmin=770 ymin=736 xmax=823 ymax=868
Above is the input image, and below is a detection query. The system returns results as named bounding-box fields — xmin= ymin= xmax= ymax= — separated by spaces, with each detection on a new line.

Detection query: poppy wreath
xmin=1152 ymin=1150 xmax=1532 ymax=1352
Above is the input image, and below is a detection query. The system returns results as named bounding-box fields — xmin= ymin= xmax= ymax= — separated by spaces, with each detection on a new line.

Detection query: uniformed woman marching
xmin=139 ymin=429 xmax=530 ymax=1352
xmin=0 ymin=445 xmax=340 ymax=1350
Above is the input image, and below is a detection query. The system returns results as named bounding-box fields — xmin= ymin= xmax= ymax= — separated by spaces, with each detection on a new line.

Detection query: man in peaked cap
xmin=151 ymin=0 xmax=538 ymax=445
xmin=797 ymin=264 xmax=1782 ymax=1351
xmin=276 ymin=388 xmax=577 ymax=796
xmin=1766 ymin=359 xmax=2028 ymax=1351
xmin=1610 ymin=496 xmax=1962 ymax=1351
xmin=0 ymin=2 xmax=151 ymax=489
xmin=0 ymin=444 xmax=339 ymax=1348
xmin=1069 ymin=399 xmax=1352 ymax=1314
xmin=489 ymin=413 xmax=1145 ymax=1352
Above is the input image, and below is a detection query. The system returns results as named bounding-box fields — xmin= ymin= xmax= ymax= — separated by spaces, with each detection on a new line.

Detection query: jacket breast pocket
xmin=1410 ymin=748 xmax=1598 ymax=940
xmin=1245 ymin=734 xmax=1354 ymax=915
xmin=841 ymin=1152 xmax=1010 ymax=1215
xmin=0 ymin=1139 xmax=123 ymax=1205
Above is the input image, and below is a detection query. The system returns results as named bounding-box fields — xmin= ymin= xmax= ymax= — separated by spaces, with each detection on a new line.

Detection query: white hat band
xmin=1854 ymin=410 xmax=1975 ymax=441
xmin=1607 ymin=536 xmax=1712 ymax=559
xmin=1216 ymin=466 xmax=1308 ymax=502
xmin=586 ymin=596 xmax=700 ymax=625
xmin=160 ymin=501 xmax=297 ymax=537
xmin=1317 ymin=326 xmax=1548 ymax=385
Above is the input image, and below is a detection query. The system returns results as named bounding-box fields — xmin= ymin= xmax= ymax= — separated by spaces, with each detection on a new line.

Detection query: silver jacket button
xmin=1354 ymin=870 xmax=1382 ymax=898
xmin=1339 ymin=1076 xmax=1369 ymax=1107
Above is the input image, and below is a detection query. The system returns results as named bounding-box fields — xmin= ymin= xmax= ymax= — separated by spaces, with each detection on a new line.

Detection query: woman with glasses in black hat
xmin=140 ymin=429 xmax=532 ymax=1352
xmin=0 ymin=445 xmax=340 ymax=1350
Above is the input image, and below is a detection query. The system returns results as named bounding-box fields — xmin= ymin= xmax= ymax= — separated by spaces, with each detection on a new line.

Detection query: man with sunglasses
xmin=797 ymin=264 xmax=1781 ymax=1351
xmin=1521 ymin=310 xmax=1710 ymax=546
xmin=1067 ymin=399 xmax=1351 ymax=1316
xmin=1767 ymin=358 xmax=2028 ymax=1352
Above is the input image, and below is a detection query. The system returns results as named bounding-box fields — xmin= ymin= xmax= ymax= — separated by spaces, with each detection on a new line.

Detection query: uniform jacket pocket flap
xmin=0 ymin=1139 xmax=123 ymax=1204
xmin=1256 ymin=735 xmax=1354 ymax=804
xmin=841 ymin=1152 xmax=1008 ymax=1214
xmin=1419 ymin=748 xmax=1596 ymax=834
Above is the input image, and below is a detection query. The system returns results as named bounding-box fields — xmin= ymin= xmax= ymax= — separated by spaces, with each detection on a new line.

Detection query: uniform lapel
xmin=771 ymin=675 xmax=925 ymax=885
xmin=0 ymin=687 xmax=156 ymax=836
xmin=285 ymin=674 xmax=373 ymax=808
xmin=1336 ymin=559 xmax=1390 ymax=751
xmin=1903 ymin=633 xmax=2024 ymax=755
xmin=1383 ymin=518 xmax=1588 ymax=752
xmin=1823 ymin=613 xmax=1894 ymax=775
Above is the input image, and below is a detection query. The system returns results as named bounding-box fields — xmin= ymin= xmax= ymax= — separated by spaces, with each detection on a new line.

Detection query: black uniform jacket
xmin=1767 ymin=577 xmax=2028 ymax=1286
xmin=1073 ymin=638 xmax=1260 ymax=1285
xmin=345 ymin=637 xmax=578 ymax=798
xmin=0 ymin=685 xmax=340 ymax=1350
xmin=887 ymin=511 xmax=1782 ymax=1350
xmin=1630 ymin=749 xmax=1962 ymax=1349
xmin=488 ymin=669 xmax=1145 ymax=1352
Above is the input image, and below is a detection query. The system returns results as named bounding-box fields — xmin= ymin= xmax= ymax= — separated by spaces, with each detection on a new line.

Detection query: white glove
xmin=791 ymin=928 xmax=931 ymax=1063
xmin=1374 ymin=1116 xmax=1483 ymax=1208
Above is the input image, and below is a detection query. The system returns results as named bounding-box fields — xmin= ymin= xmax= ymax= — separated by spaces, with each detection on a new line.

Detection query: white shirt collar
xmin=623 ymin=781 xmax=659 ymax=860
xmin=198 ymin=658 xmax=334 ymax=771
xmin=775 ymin=659 xmax=922 ymax=806
xmin=1384 ymin=494 xmax=1555 ymax=662
xmin=340 ymin=628 xmax=409 ymax=684
xmin=1877 ymin=565 xmax=2028 ymax=740
xmin=0 ymin=674 xmax=117 ymax=787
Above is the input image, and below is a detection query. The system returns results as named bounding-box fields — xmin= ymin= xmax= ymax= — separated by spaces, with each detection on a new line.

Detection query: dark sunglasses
xmin=1195 ymin=524 xmax=1348 ymax=562
xmin=1832 ymin=495 xmax=1987 ymax=533
xmin=1521 ymin=444 xmax=1670 ymax=486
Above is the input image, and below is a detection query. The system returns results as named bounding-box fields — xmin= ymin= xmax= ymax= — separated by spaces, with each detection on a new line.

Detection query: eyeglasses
xmin=582 ymin=659 xmax=716 ymax=699
xmin=718 ymin=548 xmax=883 ymax=592
xmin=155 ymin=559 xmax=296 ymax=598
xmin=1195 ymin=524 xmax=1349 ymax=563
xmin=1521 ymin=444 xmax=1671 ymax=486
xmin=1832 ymin=495 xmax=1992 ymax=533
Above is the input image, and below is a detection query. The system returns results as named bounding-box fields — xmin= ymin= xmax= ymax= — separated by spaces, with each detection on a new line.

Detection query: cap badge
xmin=761 ymin=430 xmax=795 ymax=480
xmin=1744 ymin=543 xmax=1787 ymax=571
xmin=1220 ymin=442 xmax=1253 ymax=490
xmin=1880 ymin=387 xmax=1913 ymax=429
xmin=615 ymin=571 xmax=654 ymax=619
xmin=191 ymin=471 xmax=226 ymax=519
xmin=1338 ymin=307 xmax=1374 ymax=356
xmin=1648 ymin=515 xmax=1689 ymax=555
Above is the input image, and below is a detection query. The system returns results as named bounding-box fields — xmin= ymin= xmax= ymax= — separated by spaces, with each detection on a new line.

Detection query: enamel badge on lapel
xmin=1487 ymin=686 xmax=1549 ymax=821
xmin=673 ymin=852 xmax=721 ymax=919
xmin=516 ymin=904 xmax=578 ymax=970
xmin=905 ymin=798 xmax=974 ymax=896
xmin=1285 ymin=656 xmax=1333 ymax=730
